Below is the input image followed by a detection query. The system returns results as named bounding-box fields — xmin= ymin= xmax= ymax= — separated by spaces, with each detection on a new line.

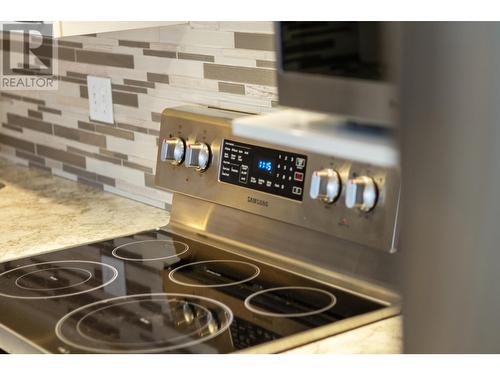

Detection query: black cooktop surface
xmin=0 ymin=229 xmax=384 ymax=353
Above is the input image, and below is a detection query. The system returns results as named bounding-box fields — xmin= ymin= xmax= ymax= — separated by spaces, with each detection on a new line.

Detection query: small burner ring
xmin=244 ymin=286 xmax=337 ymax=318
xmin=168 ymin=260 xmax=260 ymax=288
xmin=111 ymin=240 xmax=189 ymax=262
xmin=15 ymin=267 xmax=92 ymax=291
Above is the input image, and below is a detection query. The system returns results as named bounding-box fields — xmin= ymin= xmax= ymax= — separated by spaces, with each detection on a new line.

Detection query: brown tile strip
xmin=80 ymin=86 xmax=139 ymax=107
xmin=111 ymin=83 xmax=148 ymax=94
xmin=256 ymin=60 xmax=276 ymax=68
xmin=54 ymin=124 xmax=107 ymax=148
xmin=123 ymin=160 xmax=153 ymax=173
xmin=27 ymin=110 xmax=43 ymax=119
xmin=37 ymin=144 xmax=86 ymax=168
xmin=151 ymin=112 xmax=162 ymax=122
xmin=77 ymin=120 xmax=134 ymax=141
xmin=218 ymin=82 xmax=245 ymax=95
xmin=116 ymin=122 xmax=148 ymax=134
xmin=76 ymin=50 xmax=134 ymax=69
xmin=7 ymin=113 xmax=53 ymax=134
xmin=60 ymin=76 xmax=87 ymax=85
xmin=99 ymin=148 xmax=128 ymax=160
xmin=38 ymin=106 xmax=62 ymax=115
xmin=234 ymin=32 xmax=275 ymax=51
xmin=63 ymin=164 xmax=116 ymax=187
xmin=0 ymin=134 xmax=35 ymax=153
xmin=15 ymin=149 xmax=45 ymax=165
xmin=21 ymin=96 xmax=45 ymax=105
xmin=58 ymin=47 xmax=76 ymax=61
xmin=67 ymin=145 xmax=122 ymax=165
xmin=96 ymin=174 xmax=116 ymax=186
xmin=146 ymin=72 xmax=169 ymax=84
xmin=58 ymin=40 xmax=84 ymax=49
xmin=204 ymin=63 xmax=277 ymax=86
xmin=2 ymin=123 xmax=22 ymax=133
xmin=119 ymin=40 xmax=150 ymax=49
xmin=66 ymin=71 xmax=88 ymax=79
xmin=94 ymin=123 xmax=134 ymax=140
xmin=144 ymin=173 xmax=156 ymax=188
xmin=148 ymin=129 xmax=160 ymax=136
xmin=143 ymin=49 xmax=176 ymax=59
xmin=1 ymin=92 xmax=22 ymax=100
xmin=123 ymin=79 xmax=155 ymax=88
xmin=178 ymin=52 xmax=214 ymax=62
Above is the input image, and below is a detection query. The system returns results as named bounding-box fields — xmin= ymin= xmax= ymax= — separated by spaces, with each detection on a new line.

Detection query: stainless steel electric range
xmin=0 ymin=106 xmax=401 ymax=354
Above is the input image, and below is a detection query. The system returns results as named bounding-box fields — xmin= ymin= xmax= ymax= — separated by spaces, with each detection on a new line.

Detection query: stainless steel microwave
xmin=275 ymin=22 xmax=401 ymax=126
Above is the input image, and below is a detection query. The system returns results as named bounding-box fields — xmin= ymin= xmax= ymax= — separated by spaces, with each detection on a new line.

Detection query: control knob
xmin=160 ymin=137 xmax=185 ymax=165
xmin=345 ymin=176 xmax=378 ymax=212
xmin=185 ymin=142 xmax=211 ymax=172
xmin=309 ymin=169 xmax=341 ymax=203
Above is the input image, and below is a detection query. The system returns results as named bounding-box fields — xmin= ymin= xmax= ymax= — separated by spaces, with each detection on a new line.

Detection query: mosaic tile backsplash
xmin=0 ymin=22 xmax=278 ymax=209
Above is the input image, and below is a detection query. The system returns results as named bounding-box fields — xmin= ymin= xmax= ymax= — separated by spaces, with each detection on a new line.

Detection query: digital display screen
xmin=256 ymin=159 xmax=273 ymax=173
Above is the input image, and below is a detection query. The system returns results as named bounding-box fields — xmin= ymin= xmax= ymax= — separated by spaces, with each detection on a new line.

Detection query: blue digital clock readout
xmin=257 ymin=160 xmax=273 ymax=172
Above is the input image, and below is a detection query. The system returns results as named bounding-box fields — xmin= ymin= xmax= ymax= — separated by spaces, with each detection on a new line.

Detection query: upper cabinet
xmin=53 ymin=21 xmax=186 ymax=38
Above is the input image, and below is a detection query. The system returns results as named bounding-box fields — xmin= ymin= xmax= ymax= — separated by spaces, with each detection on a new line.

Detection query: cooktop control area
xmin=0 ymin=229 xmax=383 ymax=354
xmin=219 ymin=140 xmax=307 ymax=201
xmin=155 ymin=106 xmax=400 ymax=252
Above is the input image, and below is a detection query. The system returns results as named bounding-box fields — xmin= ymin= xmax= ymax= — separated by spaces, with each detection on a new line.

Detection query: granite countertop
xmin=0 ymin=158 xmax=402 ymax=354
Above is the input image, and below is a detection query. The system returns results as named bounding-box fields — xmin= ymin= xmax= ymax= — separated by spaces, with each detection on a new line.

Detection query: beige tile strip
xmin=204 ymin=63 xmax=276 ymax=86
xmin=256 ymin=60 xmax=276 ymax=68
xmin=36 ymin=144 xmax=86 ymax=168
xmin=146 ymin=72 xmax=169 ymax=84
xmin=54 ymin=124 xmax=107 ymax=148
xmin=178 ymin=52 xmax=215 ymax=62
xmin=76 ymin=50 xmax=135 ymax=68
xmin=0 ymin=134 xmax=35 ymax=153
xmin=234 ymin=32 xmax=275 ymax=51
xmin=143 ymin=49 xmax=177 ymax=58
xmin=7 ymin=113 xmax=53 ymax=134
xmin=218 ymin=82 xmax=245 ymax=95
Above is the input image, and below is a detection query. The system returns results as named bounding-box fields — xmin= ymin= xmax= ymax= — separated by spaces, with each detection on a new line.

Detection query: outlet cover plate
xmin=87 ymin=75 xmax=114 ymax=124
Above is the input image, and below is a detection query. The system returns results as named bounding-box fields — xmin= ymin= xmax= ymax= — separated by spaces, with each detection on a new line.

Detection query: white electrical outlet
xmin=87 ymin=75 xmax=114 ymax=124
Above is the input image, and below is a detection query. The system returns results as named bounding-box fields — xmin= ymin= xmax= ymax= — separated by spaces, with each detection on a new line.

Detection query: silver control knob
xmin=345 ymin=176 xmax=378 ymax=212
xmin=160 ymin=137 xmax=185 ymax=165
xmin=185 ymin=142 xmax=211 ymax=171
xmin=309 ymin=169 xmax=341 ymax=203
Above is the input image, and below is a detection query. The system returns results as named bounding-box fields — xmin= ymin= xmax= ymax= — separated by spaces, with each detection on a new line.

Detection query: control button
xmin=266 ymin=180 xmax=272 ymax=187
xmin=345 ymin=176 xmax=378 ymax=212
xmin=258 ymin=178 xmax=265 ymax=185
xmin=250 ymin=177 xmax=257 ymax=183
xmin=185 ymin=142 xmax=211 ymax=172
xmin=160 ymin=137 xmax=185 ymax=165
xmin=294 ymin=172 xmax=304 ymax=182
xmin=309 ymin=168 xmax=341 ymax=204
xmin=292 ymin=186 xmax=302 ymax=195
xmin=296 ymin=157 xmax=306 ymax=169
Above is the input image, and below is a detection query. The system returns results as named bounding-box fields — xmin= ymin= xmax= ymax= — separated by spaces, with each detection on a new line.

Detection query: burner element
xmin=15 ymin=267 xmax=92 ymax=291
xmin=168 ymin=260 xmax=260 ymax=288
xmin=111 ymin=240 xmax=189 ymax=262
xmin=244 ymin=286 xmax=337 ymax=318
xmin=0 ymin=261 xmax=117 ymax=299
xmin=55 ymin=293 xmax=233 ymax=353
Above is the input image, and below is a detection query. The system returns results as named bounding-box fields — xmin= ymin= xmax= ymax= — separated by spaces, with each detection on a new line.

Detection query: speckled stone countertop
xmin=0 ymin=158 xmax=170 ymax=262
xmin=0 ymin=158 xmax=402 ymax=354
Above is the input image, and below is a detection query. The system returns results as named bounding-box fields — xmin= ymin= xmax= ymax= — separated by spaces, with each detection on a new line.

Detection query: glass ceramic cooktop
xmin=0 ymin=229 xmax=384 ymax=353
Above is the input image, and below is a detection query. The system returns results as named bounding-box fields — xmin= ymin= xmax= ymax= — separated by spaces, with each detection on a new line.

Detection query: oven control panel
xmin=155 ymin=106 xmax=400 ymax=252
xmin=219 ymin=140 xmax=307 ymax=201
